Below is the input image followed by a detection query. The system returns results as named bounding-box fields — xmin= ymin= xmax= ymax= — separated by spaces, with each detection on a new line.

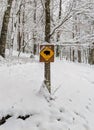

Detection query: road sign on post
xmin=40 ymin=45 xmax=54 ymax=62
xmin=40 ymin=44 xmax=54 ymax=93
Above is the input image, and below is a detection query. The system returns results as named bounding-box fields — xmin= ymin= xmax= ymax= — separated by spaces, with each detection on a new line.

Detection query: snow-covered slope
xmin=0 ymin=58 xmax=94 ymax=130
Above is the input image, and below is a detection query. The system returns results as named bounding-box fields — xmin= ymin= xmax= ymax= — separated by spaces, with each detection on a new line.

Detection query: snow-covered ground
xmin=0 ymin=55 xmax=94 ymax=130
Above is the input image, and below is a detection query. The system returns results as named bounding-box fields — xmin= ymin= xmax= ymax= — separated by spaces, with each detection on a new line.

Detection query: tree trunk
xmin=0 ymin=0 xmax=13 ymax=58
xmin=78 ymin=49 xmax=81 ymax=63
xmin=70 ymin=47 xmax=72 ymax=61
xmin=56 ymin=0 xmax=62 ymax=57
xmin=88 ymin=48 xmax=94 ymax=65
xmin=22 ymin=1 xmax=25 ymax=53
xmin=72 ymin=49 xmax=75 ymax=62
xmin=33 ymin=0 xmax=37 ymax=55
xmin=44 ymin=0 xmax=51 ymax=93
xmin=56 ymin=45 xmax=60 ymax=57
xmin=45 ymin=0 xmax=50 ymax=43
xmin=17 ymin=8 xmax=21 ymax=52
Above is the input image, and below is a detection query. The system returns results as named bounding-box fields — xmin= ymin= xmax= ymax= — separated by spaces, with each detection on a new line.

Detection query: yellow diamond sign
xmin=40 ymin=45 xmax=54 ymax=62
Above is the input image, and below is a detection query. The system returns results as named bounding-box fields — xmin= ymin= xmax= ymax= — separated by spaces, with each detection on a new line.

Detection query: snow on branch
xmin=49 ymin=0 xmax=74 ymax=37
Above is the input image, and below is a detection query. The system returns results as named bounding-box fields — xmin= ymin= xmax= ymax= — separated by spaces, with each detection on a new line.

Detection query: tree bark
xmin=45 ymin=0 xmax=50 ymax=43
xmin=17 ymin=9 xmax=21 ymax=52
xmin=56 ymin=0 xmax=62 ymax=57
xmin=33 ymin=0 xmax=37 ymax=55
xmin=44 ymin=0 xmax=51 ymax=93
xmin=22 ymin=1 xmax=25 ymax=53
xmin=0 ymin=0 xmax=13 ymax=58
xmin=72 ymin=49 xmax=75 ymax=62
xmin=88 ymin=48 xmax=94 ymax=65
xmin=78 ymin=49 xmax=81 ymax=63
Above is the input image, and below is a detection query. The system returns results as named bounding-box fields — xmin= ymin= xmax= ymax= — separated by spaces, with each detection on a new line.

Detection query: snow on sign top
xmin=40 ymin=45 xmax=54 ymax=62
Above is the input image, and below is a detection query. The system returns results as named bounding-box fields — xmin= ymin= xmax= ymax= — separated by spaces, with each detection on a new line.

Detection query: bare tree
xmin=0 ymin=0 xmax=13 ymax=58
xmin=44 ymin=0 xmax=51 ymax=93
xmin=56 ymin=0 xmax=62 ymax=57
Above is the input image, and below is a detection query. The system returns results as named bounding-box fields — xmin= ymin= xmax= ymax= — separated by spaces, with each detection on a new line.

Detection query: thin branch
xmin=36 ymin=0 xmax=45 ymax=23
xmin=18 ymin=38 xmax=33 ymax=57
xmin=40 ymin=0 xmax=45 ymax=10
xmin=49 ymin=0 xmax=74 ymax=37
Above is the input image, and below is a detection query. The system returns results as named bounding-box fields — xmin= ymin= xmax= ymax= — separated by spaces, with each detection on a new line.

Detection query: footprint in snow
xmin=59 ymin=107 xmax=65 ymax=113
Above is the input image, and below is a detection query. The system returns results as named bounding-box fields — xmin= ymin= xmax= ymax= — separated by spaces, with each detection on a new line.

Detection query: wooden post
xmin=44 ymin=62 xmax=51 ymax=93
xmin=40 ymin=44 xmax=54 ymax=93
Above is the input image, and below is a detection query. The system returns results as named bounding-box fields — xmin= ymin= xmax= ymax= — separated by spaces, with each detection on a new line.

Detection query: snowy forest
xmin=0 ymin=0 xmax=94 ymax=130
xmin=0 ymin=0 xmax=94 ymax=64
